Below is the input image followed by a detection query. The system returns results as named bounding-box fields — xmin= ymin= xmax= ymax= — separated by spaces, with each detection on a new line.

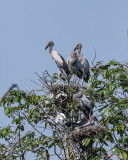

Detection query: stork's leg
xmin=58 ymin=69 xmax=60 ymax=80
xmin=65 ymin=76 xmax=70 ymax=85
xmin=56 ymin=69 xmax=60 ymax=83
xmin=82 ymin=77 xmax=84 ymax=88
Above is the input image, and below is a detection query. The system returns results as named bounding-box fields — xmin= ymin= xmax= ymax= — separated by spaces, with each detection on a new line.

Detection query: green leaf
xmin=4 ymin=107 xmax=10 ymax=115
xmin=82 ymin=138 xmax=91 ymax=146
xmin=123 ymin=152 xmax=127 ymax=159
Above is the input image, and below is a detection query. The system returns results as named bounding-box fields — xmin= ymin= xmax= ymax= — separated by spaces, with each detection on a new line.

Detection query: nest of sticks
xmin=47 ymin=83 xmax=80 ymax=111
xmin=48 ymin=83 xmax=80 ymax=95
xmin=68 ymin=124 xmax=106 ymax=142
xmin=35 ymin=71 xmax=80 ymax=97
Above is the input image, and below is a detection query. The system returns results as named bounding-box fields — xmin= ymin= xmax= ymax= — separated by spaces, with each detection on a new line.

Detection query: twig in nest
xmin=35 ymin=72 xmax=48 ymax=88
xmin=31 ymin=80 xmax=42 ymax=88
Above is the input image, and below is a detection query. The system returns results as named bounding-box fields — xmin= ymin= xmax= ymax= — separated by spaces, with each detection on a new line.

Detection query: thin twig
xmin=4 ymin=150 xmax=14 ymax=160
xmin=20 ymin=111 xmax=53 ymax=139
xmin=54 ymin=144 xmax=63 ymax=160
xmin=30 ymin=80 xmax=43 ymax=88
xmin=93 ymin=105 xmax=108 ymax=113
xmin=91 ymin=47 xmax=97 ymax=66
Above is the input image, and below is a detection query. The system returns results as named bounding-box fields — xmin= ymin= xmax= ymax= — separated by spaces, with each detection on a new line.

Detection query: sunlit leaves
xmin=0 ymin=60 xmax=128 ymax=159
xmin=82 ymin=138 xmax=91 ymax=147
xmin=87 ymin=60 xmax=128 ymax=159
xmin=0 ymin=126 xmax=12 ymax=138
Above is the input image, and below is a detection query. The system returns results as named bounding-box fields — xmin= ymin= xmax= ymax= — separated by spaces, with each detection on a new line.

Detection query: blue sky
xmin=0 ymin=0 xmax=128 ymax=95
xmin=0 ymin=1 xmax=128 ymax=159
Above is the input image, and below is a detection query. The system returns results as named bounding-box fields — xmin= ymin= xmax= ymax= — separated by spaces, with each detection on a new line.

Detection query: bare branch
xmin=91 ymin=47 xmax=97 ymax=66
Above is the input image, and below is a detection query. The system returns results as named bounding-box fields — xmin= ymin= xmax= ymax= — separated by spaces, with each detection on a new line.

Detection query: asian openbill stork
xmin=67 ymin=51 xmax=83 ymax=79
xmin=82 ymin=115 xmax=99 ymax=127
xmin=73 ymin=43 xmax=90 ymax=83
xmin=45 ymin=41 xmax=70 ymax=83
xmin=55 ymin=113 xmax=66 ymax=123
xmin=65 ymin=115 xmax=98 ymax=130
xmin=73 ymin=91 xmax=92 ymax=119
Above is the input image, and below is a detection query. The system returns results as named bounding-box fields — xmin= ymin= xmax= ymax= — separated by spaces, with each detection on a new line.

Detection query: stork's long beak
xmin=73 ymin=46 xmax=77 ymax=51
xmin=45 ymin=44 xmax=49 ymax=50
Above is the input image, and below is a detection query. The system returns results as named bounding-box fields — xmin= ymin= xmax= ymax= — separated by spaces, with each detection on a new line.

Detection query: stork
xmin=73 ymin=91 xmax=92 ymax=119
xmin=45 ymin=41 xmax=70 ymax=83
xmin=67 ymin=51 xmax=83 ymax=79
xmin=76 ymin=115 xmax=99 ymax=127
xmin=82 ymin=115 xmax=99 ymax=127
xmin=73 ymin=43 xmax=90 ymax=83
xmin=55 ymin=113 xmax=66 ymax=123
xmin=65 ymin=115 xmax=98 ymax=130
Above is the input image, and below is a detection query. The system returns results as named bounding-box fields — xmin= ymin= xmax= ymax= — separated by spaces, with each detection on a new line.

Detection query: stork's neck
xmin=49 ymin=46 xmax=53 ymax=54
xmin=71 ymin=58 xmax=76 ymax=65
xmin=77 ymin=48 xmax=81 ymax=55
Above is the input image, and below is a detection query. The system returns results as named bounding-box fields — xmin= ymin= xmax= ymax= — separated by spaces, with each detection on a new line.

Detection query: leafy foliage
xmin=0 ymin=60 xmax=128 ymax=160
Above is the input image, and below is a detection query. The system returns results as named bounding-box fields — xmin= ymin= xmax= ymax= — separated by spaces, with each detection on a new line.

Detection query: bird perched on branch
xmin=82 ymin=115 xmax=99 ymax=127
xmin=55 ymin=113 xmax=66 ymax=123
xmin=65 ymin=115 xmax=98 ymax=130
xmin=45 ymin=41 xmax=70 ymax=83
xmin=67 ymin=51 xmax=83 ymax=79
xmin=73 ymin=91 xmax=92 ymax=119
xmin=73 ymin=43 xmax=90 ymax=83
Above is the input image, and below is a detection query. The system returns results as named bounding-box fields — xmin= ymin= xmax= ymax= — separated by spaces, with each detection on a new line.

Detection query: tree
xmin=0 ymin=60 xmax=128 ymax=160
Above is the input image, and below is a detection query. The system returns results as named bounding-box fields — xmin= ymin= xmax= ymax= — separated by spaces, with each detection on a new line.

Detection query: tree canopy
xmin=0 ymin=60 xmax=128 ymax=160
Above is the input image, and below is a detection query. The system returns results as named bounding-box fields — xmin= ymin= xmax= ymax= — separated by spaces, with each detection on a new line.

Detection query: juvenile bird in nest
xmin=73 ymin=91 xmax=92 ymax=119
xmin=65 ymin=115 xmax=99 ymax=130
xmin=55 ymin=113 xmax=66 ymax=123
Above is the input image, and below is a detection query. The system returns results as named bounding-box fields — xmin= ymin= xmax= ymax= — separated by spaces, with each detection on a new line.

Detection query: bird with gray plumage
xmin=65 ymin=115 xmax=98 ymax=130
xmin=55 ymin=113 xmax=66 ymax=123
xmin=67 ymin=51 xmax=83 ymax=79
xmin=73 ymin=91 xmax=92 ymax=118
xmin=45 ymin=41 xmax=70 ymax=82
xmin=82 ymin=115 xmax=99 ymax=127
xmin=77 ymin=115 xmax=98 ymax=127
xmin=73 ymin=43 xmax=90 ymax=83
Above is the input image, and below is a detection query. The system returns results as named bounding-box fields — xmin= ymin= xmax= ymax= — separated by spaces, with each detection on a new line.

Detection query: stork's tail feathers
xmin=84 ymin=74 xmax=89 ymax=83
xmin=63 ymin=63 xmax=70 ymax=85
xmin=64 ymin=64 xmax=70 ymax=76
xmin=83 ymin=70 xmax=90 ymax=83
xmin=82 ymin=108 xmax=93 ymax=119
